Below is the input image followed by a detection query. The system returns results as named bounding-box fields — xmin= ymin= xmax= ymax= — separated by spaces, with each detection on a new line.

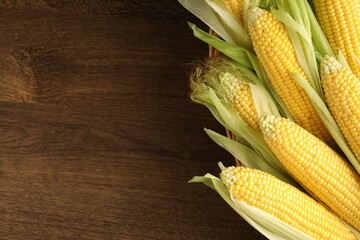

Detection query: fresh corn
xmin=218 ymin=72 xmax=259 ymax=130
xmin=247 ymin=7 xmax=334 ymax=146
xmin=220 ymin=166 xmax=357 ymax=239
xmin=259 ymin=114 xmax=360 ymax=231
xmin=313 ymin=0 xmax=360 ymax=78
xmin=190 ymin=58 xmax=260 ymax=131
xmin=223 ymin=0 xmax=244 ymax=26
xmin=320 ymin=56 xmax=360 ymax=163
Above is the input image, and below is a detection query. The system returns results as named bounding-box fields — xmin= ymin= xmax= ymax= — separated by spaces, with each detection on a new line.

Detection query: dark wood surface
xmin=0 ymin=1 xmax=265 ymax=239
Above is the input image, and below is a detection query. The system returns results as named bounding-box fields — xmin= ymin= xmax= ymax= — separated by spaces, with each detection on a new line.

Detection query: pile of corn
xmin=179 ymin=0 xmax=360 ymax=239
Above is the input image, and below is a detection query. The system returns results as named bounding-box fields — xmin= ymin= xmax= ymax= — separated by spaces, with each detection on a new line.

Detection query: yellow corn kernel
xmin=259 ymin=114 xmax=360 ymax=231
xmin=313 ymin=0 xmax=360 ymax=78
xmin=223 ymin=0 xmax=244 ymax=26
xmin=320 ymin=56 xmax=360 ymax=163
xmin=220 ymin=166 xmax=357 ymax=239
xmin=247 ymin=7 xmax=334 ymax=146
xmin=219 ymin=72 xmax=259 ymax=130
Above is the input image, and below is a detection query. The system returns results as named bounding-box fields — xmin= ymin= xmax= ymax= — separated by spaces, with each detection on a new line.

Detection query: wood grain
xmin=0 ymin=1 xmax=265 ymax=239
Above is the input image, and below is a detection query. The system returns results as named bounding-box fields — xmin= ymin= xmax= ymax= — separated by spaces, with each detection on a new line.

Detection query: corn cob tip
xmin=218 ymin=72 xmax=239 ymax=101
xmin=248 ymin=6 xmax=265 ymax=28
xmin=259 ymin=114 xmax=277 ymax=136
xmin=219 ymin=71 xmax=248 ymax=103
xmin=320 ymin=55 xmax=342 ymax=77
xmin=219 ymin=165 xmax=237 ymax=188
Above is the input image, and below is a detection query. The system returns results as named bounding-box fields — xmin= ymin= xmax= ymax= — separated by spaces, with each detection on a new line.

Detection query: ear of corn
xmin=320 ymin=56 xmax=360 ymax=164
xmin=190 ymin=57 xmax=275 ymax=131
xmin=218 ymin=71 xmax=259 ymax=130
xmin=219 ymin=165 xmax=357 ymax=240
xmin=259 ymin=114 xmax=360 ymax=231
xmin=247 ymin=7 xmax=335 ymax=146
xmin=190 ymin=172 xmax=316 ymax=240
xmin=313 ymin=0 xmax=360 ymax=78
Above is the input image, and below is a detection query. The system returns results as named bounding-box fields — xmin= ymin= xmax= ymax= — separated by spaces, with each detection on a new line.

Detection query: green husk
xmin=204 ymin=129 xmax=298 ymax=187
xmin=189 ymin=172 xmax=315 ymax=240
xmin=188 ymin=22 xmax=254 ymax=70
xmin=178 ymin=0 xmax=252 ymax=49
xmin=204 ymin=0 xmax=252 ymax=48
xmin=271 ymin=8 xmax=321 ymax=95
xmin=178 ymin=0 xmax=234 ymax=44
xmin=337 ymin=50 xmax=351 ymax=70
xmin=249 ymin=83 xmax=278 ymax=118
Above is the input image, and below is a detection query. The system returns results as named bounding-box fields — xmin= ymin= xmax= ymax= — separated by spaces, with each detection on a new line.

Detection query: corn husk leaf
xmin=344 ymin=223 xmax=360 ymax=239
xmin=192 ymin=84 xmax=275 ymax=161
xmin=249 ymin=83 xmax=279 ymax=118
xmin=189 ymin=173 xmax=315 ymax=240
xmin=189 ymin=22 xmax=254 ymax=70
xmin=204 ymin=0 xmax=251 ymax=48
xmin=192 ymin=86 xmax=264 ymax=149
xmin=354 ymin=54 xmax=360 ymax=68
xmin=204 ymin=129 xmax=298 ymax=186
xmin=272 ymin=9 xmax=322 ymax=92
xmin=337 ymin=50 xmax=351 ymax=71
xmin=242 ymin=0 xmax=254 ymax=32
xmin=271 ymin=7 xmax=322 ymax=97
xmin=178 ymin=0 xmax=252 ymax=49
xmin=178 ymin=0 xmax=234 ymax=44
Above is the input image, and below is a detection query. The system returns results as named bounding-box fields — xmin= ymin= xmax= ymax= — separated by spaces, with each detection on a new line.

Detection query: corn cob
xmin=313 ymin=0 xmax=360 ymax=78
xmin=259 ymin=114 xmax=360 ymax=231
xmin=320 ymin=56 xmax=360 ymax=164
xmin=220 ymin=166 xmax=357 ymax=239
xmin=190 ymin=58 xmax=260 ymax=131
xmin=247 ymin=7 xmax=334 ymax=146
xmin=218 ymin=72 xmax=259 ymax=130
xmin=223 ymin=0 xmax=244 ymax=26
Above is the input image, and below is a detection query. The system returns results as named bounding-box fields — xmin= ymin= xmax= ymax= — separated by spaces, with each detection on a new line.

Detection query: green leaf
xmin=272 ymin=8 xmax=322 ymax=97
xmin=178 ymin=0 xmax=235 ymax=44
xmin=178 ymin=0 xmax=252 ymax=49
xmin=189 ymin=23 xmax=254 ymax=70
xmin=205 ymin=129 xmax=299 ymax=186
xmin=204 ymin=0 xmax=252 ymax=48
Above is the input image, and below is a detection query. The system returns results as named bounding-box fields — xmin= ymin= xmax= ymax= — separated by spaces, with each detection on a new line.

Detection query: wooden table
xmin=0 ymin=1 xmax=265 ymax=239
